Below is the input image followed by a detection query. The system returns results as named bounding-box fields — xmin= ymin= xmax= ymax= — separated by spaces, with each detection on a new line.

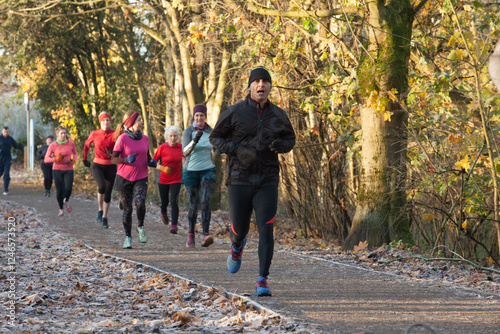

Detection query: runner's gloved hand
xmin=193 ymin=130 xmax=203 ymax=144
xmin=148 ymin=159 xmax=157 ymax=168
xmin=83 ymin=160 xmax=91 ymax=168
xmin=125 ymin=153 xmax=136 ymax=164
xmin=68 ymin=159 xmax=75 ymax=166
xmin=236 ymin=145 xmax=256 ymax=167
xmin=55 ymin=154 xmax=64 ymax=162
xmin=159 ymin=165 xmax=172 ymax=174
xmin=269 ymin=139 xmax=286 ymax=153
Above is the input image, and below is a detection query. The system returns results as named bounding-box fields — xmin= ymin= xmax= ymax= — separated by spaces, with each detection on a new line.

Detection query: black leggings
xmin=92 ymin=163 xmax=117 ymax=203
xmin=158 ymin=183 xmax=181 ymax=225
xmin=185 ymin=178 xmax=215 ymax=234
xmin=118 ymin=177 xmax=148 ymax=237
xmin=53 ymin=170 xmax=74 ymax=209
xmin=41 ymin=163 xmax=53 ymax=191
xmin=228 ymin=184 xmax=278 ymax=278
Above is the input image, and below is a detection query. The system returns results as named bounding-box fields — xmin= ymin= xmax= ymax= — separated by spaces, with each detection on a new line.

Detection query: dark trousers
xmin=228 ymin=184 xmax=278 ymax=278
xmin=158 ymin=183 xmax=181 ymax=225
xmin=0 ymin=157 xmax=12 ymax=192
xmin=117 ymin=177 xmax=148 ymax=237
xmin=92 ymin=163 xmax=117 ymax=203
xmin=41 ymin=163 xmax=53 ymax=191
xmin=185 ymin=177 xmax=215 ymax=234
xmin=53 ymin=170 xmax=74 ymax=209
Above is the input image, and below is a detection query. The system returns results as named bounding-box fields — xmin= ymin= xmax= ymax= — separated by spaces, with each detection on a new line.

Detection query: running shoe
xmin=44 ymin=190 xmax=49 ymax=197
xmin=170 ymin=224 xmax=178 ymax=234
xmin=96 ymin=210 xmax=103 ymax=223
xmin=123 ymin=236 xmax=132 ymax=249
xmin=161 ymin=212 xmax=169 ymax=225
xmin=102 ymin=217 xmax=109 ymax=229
xmin=58 ymin=209 xmax=64 ymax=216
xmin=65 ymin=200 xmax=72 ymax=213
xmin=137 ymin=227 xmax=148 ymax=243
xmin=3 ymin=191 xmax=8 ymax=195
xmin=186 ymin=233 xmax=195 ymax=247
xmin=227 ymin=239 xmax=246 ymax=274
xmin=201 ymin=233 xmax=213 ymax=247
xmin=255 ymin=276 xmax=272 ymax=297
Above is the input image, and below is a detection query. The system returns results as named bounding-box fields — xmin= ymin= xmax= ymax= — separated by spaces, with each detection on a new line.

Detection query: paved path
xmin=5 ymin=179 xmax=500 ymax=334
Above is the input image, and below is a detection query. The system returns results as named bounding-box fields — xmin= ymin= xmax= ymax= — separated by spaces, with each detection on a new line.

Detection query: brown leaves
xmin=1 ymin=201 xmax=302 ymax=334
xmin=352 ymin=240 xmax=368 ymax=253
xmin=172 ymin=310 xmax=192 ymax=324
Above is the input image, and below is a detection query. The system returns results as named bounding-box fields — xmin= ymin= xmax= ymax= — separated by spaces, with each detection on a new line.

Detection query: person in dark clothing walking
xmin=0 ymin=126 xmax=19 ymax=195
xmin=37 ymin=134 xmax=54 ymax=196
xmin=209 ymin=66 xmax=295 ymax=297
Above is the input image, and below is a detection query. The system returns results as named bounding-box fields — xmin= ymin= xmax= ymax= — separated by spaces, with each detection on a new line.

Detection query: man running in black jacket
xmin=209 ymin=66 xmax=295 ymax=297
xmin=0 ymin=126 xmax=19 ymax=195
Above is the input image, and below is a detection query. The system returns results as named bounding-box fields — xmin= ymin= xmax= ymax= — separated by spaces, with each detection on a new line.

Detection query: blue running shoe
xmin=255 ymin=276 xmax=272 ymax=297
xmin=227 ymin=239 xmax=246 ymax=274
xmin=96 ymin=210 xmax=103 ymax=223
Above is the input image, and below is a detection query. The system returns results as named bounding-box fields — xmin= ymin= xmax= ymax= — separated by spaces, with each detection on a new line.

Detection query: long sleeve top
xmin=82 ymin=128 xmax=115 ymax=165
xmin=44 ymin=140 xmax=78 ymax=171
xmin=0 ymin=135 xmax=19 ymax=160
xmin=182 ymin=125 xmax=215 ymax=172
xmin=153 ymin=143 xmax=183 ymax=184
xmin=114 ymin=133 xmax=150 ymax=181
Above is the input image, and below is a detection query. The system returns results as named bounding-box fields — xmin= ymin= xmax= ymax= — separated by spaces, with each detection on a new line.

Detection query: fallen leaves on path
xmin=0 ymin=202 xmax=314 ymax=333
xmin=275 ymin=222 xmax=500 ymax=298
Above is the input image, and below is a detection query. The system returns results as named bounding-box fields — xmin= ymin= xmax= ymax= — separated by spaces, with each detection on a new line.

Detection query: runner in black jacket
xmin=209 ymin=66 xmax=295 ymax=297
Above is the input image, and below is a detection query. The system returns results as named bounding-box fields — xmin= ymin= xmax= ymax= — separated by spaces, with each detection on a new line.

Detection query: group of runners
xmin=36 ymin=66 xmax=295 ymax=297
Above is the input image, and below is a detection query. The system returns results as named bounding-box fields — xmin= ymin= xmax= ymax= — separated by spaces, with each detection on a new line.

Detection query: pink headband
xmin=124 ymin=112 xmax=140 ymax=129
xmin=98 ymin=112 xmax=110 ymax=123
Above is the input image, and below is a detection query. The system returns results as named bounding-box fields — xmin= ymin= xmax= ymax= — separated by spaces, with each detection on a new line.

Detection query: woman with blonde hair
xmin=111 ymin=111 xmax=157 ymax=249
xmin=153 ymin=125 xmax=184 ymax=234
xmin=44 ymin=126 xmax=77 ymax=216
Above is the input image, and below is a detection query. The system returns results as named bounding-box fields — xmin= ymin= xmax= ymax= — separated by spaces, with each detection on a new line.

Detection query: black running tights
xmin=228 ymin=184 xmax=278 ymax=278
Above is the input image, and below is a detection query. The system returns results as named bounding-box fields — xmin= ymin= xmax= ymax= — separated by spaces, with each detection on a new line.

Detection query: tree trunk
xmin=344 ymin=0 xmax=414 ymax=250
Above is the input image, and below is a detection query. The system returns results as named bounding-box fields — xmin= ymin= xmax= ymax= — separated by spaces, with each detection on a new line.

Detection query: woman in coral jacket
xmin=44 ymin=125 xmax=78 ymax=216
xmin=82 ymin=112 xmax=116 ymax=228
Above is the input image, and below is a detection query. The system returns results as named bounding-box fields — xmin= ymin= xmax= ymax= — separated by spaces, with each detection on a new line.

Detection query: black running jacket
xmin=209 ymin=96 xmax=295 ymax=186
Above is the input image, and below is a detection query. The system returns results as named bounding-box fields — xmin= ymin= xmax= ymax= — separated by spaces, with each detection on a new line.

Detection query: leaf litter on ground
xmin=274 ymin=221 xmax=500 ymax=298
xmin=0 ymin=201 xmax=316 ymax=334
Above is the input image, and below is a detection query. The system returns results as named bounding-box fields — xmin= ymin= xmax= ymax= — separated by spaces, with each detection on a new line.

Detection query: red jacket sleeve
xmin=82 ymin=131 xmax=95 ymax=161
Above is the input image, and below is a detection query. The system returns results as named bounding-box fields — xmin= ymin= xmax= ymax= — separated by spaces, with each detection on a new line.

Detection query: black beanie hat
xmin=247 ymin=66 xmax=272 ymax=89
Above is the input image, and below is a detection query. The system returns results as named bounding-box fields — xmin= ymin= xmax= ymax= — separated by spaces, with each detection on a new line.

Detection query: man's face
xmin=249 ymin=79 xmax=271 ymax=104
xmin=2 ymin=129 xmax=9 ymax=138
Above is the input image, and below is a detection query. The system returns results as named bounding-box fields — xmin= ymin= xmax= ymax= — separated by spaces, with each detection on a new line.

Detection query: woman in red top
xmin=82 ymin=112 xmax=116 ymax=228
xmin=44 ymin=126 xmax=78 ymax=216
xmin=153 ymin=125 xmax=184 ymax=234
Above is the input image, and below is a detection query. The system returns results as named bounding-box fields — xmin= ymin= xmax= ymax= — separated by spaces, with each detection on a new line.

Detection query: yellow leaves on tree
xmin=366 ymin=89 xmax=395 ymax=121
xmin=455 ymin=156 xmax=470 ymax=171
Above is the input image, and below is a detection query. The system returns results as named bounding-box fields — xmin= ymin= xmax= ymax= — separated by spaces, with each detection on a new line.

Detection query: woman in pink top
xmin=44 ymin=126 xmax=78 ymax=216
xmin=82 ymin=112 xmax=116 ymax=228
xmin=153 ymin=125 xmax=184 ymax=234
xmin=111 ymin=111 xmax=157 ymax=249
